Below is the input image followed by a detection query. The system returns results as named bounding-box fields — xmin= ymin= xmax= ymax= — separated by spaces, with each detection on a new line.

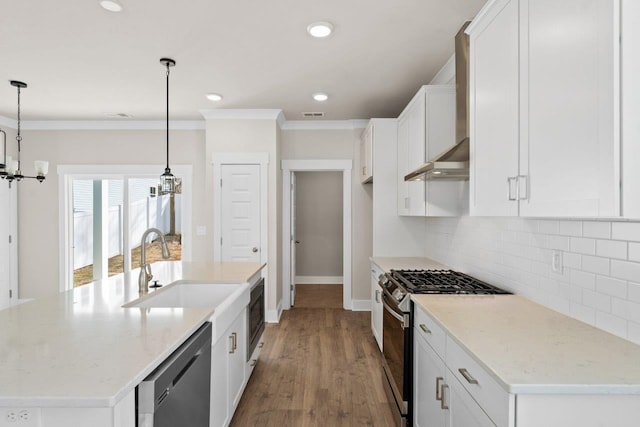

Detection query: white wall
xmin=17 ymin=129 xmax=207 ymax=299
xmin=281 ymin=128 xmax=372 ymax=301
xmin=422 ymin=217 xmax=640 ymax=344
xmin=204 ymin=118 xmax=281 ymax=313
xmin=295 ymin=171 xmax=343 ymax=278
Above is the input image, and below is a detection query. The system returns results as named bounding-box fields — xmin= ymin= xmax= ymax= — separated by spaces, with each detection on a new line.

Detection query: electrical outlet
xmin=551 ymin=250 xmax=563 ymax=273
xmin=196 ymin=226 xmax=207 ymax=236
xmin=5 ymin=411 xmax=17 ymax=423
xmin=17 ymin=411 xmax=28 ymax=422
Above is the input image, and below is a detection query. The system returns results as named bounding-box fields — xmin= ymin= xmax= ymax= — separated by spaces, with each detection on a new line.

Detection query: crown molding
xmin=199 ymin=109 xmax=284 ymax=121
xmin=0 ymin=116 xmax=204 ymax=130
xmin=281 ymin=119 xmax=369 ymax=130
xmin=0 ymin=113 xmax=371 ymax=131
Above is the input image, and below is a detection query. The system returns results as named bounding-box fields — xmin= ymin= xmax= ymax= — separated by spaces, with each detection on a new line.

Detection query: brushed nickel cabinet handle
xmin=507 ymin=176 xmax=517 ymax=201
xmin=419 ymin=324 xmax=431 ymax=334
xmin=250 ymin=359 xmax=257 ymax=367
xmin=440 ymin=384 xmax=449 ymax=410
xmin=229 ymin=335 xmax=235 ymax=354
xmin=232 ymin=332 xmax=238 ymax=351
xmin=258 ymin=342 xmax=264 ymax=349
xmin=362 ymin=166 xmax=366 ymax=176
xmin=435 ymin=377 xmax=444 ymax=401
xmin=375 ymin=289 xmax=381 ymax=303
xmin=458 ymin=368 xmax=479 ymax=385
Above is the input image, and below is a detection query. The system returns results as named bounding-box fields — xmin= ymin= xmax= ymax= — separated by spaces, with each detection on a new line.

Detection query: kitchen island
xmin=0 ymin=261 xmax=265 ymax=426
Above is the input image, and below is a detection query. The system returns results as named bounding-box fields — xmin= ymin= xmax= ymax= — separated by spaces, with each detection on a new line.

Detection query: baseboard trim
xmin=352 ymin=299 xmax=371 ymax=312
xmin=295 ymin=275 xmax=343 ymax=285
xmin=266 ymin=300 xmax=283 ymax=323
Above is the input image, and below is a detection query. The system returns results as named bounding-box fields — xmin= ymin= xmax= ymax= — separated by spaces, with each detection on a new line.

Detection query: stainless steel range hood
xmin=405 ymin=21 xmax=471 ymax=182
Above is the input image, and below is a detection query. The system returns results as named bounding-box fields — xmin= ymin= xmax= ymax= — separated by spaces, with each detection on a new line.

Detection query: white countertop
xmin=370 ymin=256 xmax=448 ymax=272
xmin=0 ymin=261 xmax=265 ymax=407
xmin=412 ymin=294 xmax=640 ymax=394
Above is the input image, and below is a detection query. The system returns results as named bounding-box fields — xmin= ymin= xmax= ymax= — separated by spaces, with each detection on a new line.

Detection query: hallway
xmin=230 ymin=285 xmax=395 ymax=426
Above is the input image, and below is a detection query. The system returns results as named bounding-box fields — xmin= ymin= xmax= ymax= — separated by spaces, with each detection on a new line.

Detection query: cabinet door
xmin=446 ymin=374 xmax=496 ymax=427
xmin=519 ymin=0 xmax=619 ymax=217
xmin=414 ymin=334 xmax=447 ymax=427
xmin=210 ymin=335 xmax=230 ymax=427
xmin=407 ymin=95 xmax=427 ymax=216
xmin=229 ymin=309 xmax=246 ymax=411
xmin=360 ymin=124 xmax=373 ymax=184
xmin=469 ymin=0 xmax=520 ymax=216
xmin=371 ymin=273 xmax=382 ymax=351
xmin=397 ymin=114 xmax=410 ymax=216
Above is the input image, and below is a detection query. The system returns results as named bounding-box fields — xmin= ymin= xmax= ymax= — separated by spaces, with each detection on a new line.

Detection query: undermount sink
xmin=123 ymin=282 xmax=244 ymax=308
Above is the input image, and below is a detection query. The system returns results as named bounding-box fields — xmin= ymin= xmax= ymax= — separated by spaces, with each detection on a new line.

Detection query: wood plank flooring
xmin=230 ymin=285 xmax=395 ymax=426
xmin=293 ymin=284 xmax=343 ymax=309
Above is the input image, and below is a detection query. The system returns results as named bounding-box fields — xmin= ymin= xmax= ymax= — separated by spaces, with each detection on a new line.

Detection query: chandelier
xmin=0 ymin=81 xmax=48 ymax=184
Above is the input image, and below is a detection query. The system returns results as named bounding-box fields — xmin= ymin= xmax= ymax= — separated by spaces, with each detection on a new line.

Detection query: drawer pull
xmin=440 ymin=384 xmax=449 ymax=410
xmin=458 ymin=368 xmax=479 ymax=385
xmin=435 ymin=377 xmax=444 ymax=401
xmin=258 ymin=342 xmax=264 ymax=349
xmin=250 ymin=359 xmax=257 ymax=367
xmin=419 ymin=324 xmax=431 ymax=334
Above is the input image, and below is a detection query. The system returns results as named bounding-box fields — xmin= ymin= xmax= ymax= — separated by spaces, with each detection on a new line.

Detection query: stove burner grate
xmin=390 ymin=269 xmax=510 ymax=295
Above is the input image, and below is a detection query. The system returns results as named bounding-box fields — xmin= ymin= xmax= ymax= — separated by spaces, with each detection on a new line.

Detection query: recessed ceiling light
xmin=307 ymin=22 xmax=333 ymax=38
xmin=99 ymin=0 xmax=123 ymax=12
xmin=206 ymin=93 xmax=223 ymax=102
xmin=313 ymin=93 xmax=329 ymax=102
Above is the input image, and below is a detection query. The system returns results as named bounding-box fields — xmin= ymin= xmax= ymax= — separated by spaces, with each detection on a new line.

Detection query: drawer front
xmin=446 ymin=336 xmax=510 ymax=427
xmin=413 ymin=304 xmax=446 ymax=359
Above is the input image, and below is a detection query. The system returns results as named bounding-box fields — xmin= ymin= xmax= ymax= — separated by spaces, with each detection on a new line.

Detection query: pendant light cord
xmin=16 ymin=86 xmax=22 ymax=170
xmin=166 ymin=63 xmax=170 ymax=170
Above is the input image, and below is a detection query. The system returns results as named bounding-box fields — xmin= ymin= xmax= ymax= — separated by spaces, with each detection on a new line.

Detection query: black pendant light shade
xmin=159 ymin=57 xmax=176 ymax=195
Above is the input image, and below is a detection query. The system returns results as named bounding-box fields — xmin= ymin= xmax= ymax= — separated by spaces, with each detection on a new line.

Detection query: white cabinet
xmin=360 ymin=122 xmax=373 ymax=184
xmin=414 ymin=304 xmax=512 ymax=427
xmin=397 ymin=86 xmax=467 ymax=217
xmin=469 ymin=0 xmax=620 ymax=217
xmin=210 ymin=308 xmax=246 ymax=427
xmin=370 ymin=263 xmax=383 ymax=351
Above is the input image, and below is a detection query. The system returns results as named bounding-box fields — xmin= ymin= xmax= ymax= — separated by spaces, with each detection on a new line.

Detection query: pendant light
xmin=1 ymin=81 xmax=48 ymax=184
xmin=159 ymin=58 xmax=176 ymax=195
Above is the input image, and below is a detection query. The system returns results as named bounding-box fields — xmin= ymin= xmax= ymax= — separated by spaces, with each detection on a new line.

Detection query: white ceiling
xmin=0 ymin=0 xmax=486 ymax=121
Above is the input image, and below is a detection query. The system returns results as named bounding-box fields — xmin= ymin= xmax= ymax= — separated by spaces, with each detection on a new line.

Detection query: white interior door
xmin=290 ymin=172 xmax=296 ymax=306
xmin=221 ymin=164 xmax=261 ymax=262
xmin=0 ymin=182 xmax=12 ymax=310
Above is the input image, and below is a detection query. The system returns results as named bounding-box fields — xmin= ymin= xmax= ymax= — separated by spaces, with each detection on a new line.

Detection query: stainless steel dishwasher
xmin=138 ymin=322 xmax=212 ymax=427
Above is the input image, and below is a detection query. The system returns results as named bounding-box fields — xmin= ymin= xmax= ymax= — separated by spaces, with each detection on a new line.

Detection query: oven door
xmin=381 ymin=291 xmax=410 ymax=426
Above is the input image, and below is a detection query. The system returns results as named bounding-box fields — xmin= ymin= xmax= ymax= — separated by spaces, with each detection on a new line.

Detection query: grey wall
xmin=295 ymin=171 xmax=343 ymax=277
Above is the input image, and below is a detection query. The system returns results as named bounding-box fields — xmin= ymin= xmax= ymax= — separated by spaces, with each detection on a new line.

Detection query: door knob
xmin=295 ymin=240 xmax=300 ymax=244
xmin=252 ymin=247 xmax=258 ymax=253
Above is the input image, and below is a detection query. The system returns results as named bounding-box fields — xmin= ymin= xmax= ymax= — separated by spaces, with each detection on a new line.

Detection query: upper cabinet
xmin=397 ymin=86 xmax=468 ymax=217
xmin=469 ymin=0 xmax=621 ymax=217
xmin=360 ymin=122 xmax=374 ymax=184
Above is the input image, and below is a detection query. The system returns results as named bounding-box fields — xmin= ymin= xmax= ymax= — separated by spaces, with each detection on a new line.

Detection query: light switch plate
xmin=196 ymin=226 xmax=207 ymax=236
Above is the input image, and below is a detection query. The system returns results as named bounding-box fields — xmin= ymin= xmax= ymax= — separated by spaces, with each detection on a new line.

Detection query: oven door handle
xmin=381 ymin=294 xmax=405 ymax=325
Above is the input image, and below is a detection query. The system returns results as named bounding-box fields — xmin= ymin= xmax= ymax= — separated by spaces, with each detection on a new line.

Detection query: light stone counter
xmin=412 ymin=294 xmax=640 ymax=394
xmin=370 ymin=256 xmax=448 ymax=272
xmin=0 ymin=261 xmax=265 ymax=407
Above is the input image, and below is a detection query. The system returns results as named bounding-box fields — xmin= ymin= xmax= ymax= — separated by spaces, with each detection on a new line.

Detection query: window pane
xmin=72 ymin=179 xmax=124 ymax=287
xmin=129 ymin=178 xmax=181 ymax=272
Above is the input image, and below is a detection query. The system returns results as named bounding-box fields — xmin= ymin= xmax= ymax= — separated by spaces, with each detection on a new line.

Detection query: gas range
xmin=379 ymin=269 xmax=510 ymax=312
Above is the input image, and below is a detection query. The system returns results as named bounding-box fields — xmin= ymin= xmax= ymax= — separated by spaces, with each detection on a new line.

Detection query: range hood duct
xmin=405 ymin=21 xmax=471 ymax=182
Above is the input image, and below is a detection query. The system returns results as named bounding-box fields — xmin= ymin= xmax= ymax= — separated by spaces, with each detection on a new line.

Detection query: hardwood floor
xmin=293 ymin=284 xmax=343 ymax=309
xmin=230 ymin=285 xmax=395 ymax=426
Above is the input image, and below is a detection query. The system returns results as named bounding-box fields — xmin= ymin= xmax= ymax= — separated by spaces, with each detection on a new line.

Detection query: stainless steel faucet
xmin=138 ymin=227 xmax=170 ymax=293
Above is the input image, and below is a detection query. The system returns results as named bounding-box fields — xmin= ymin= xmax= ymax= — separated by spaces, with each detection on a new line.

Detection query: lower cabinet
xmin=414 ymin=330 xmax=447 ymax=426
xmin=370 ymin=263 xmax=383 ymax=351
xmin=210 ymin=308 xmax=247 ymax=427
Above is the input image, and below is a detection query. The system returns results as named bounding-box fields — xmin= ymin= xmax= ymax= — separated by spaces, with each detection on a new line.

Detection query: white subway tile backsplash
xmin=570 ymin=237 xmax=596 ymax=255
xmin=537 ymin=220 xmax=559 ymax=235
xmin=559 ymin=221 xmax=583 ymax=237
xmin=611 ymin=260 xmax=640 ymax=282
xmin=629 ymin=243 xmax=640 ymax=262
xmin=563 ymin=252 xmax=581 ymax=269
xmin=596 ymin=276 xmax=628 ymax=299
xmin=583 ymin=221 xmax=611 ymax=239
xmin=581 ymin=255 xmax=610 ymax=275
xmin=612 ymin=222 xmax=640 ymax=242
xmin=596 ymin=239 xmax=627 ymax=260
xmin=582 ymin=289 xmax=611 ymax=312
xmin=595 ymin=312 xmax=627 ymax=337
xmin=628 ymin=283 xmax=640 ymax=304
xmin=570 ymin=270 xmax=596 ymax=290
xmin=425 ymin=216 xmax=640 ymax=343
